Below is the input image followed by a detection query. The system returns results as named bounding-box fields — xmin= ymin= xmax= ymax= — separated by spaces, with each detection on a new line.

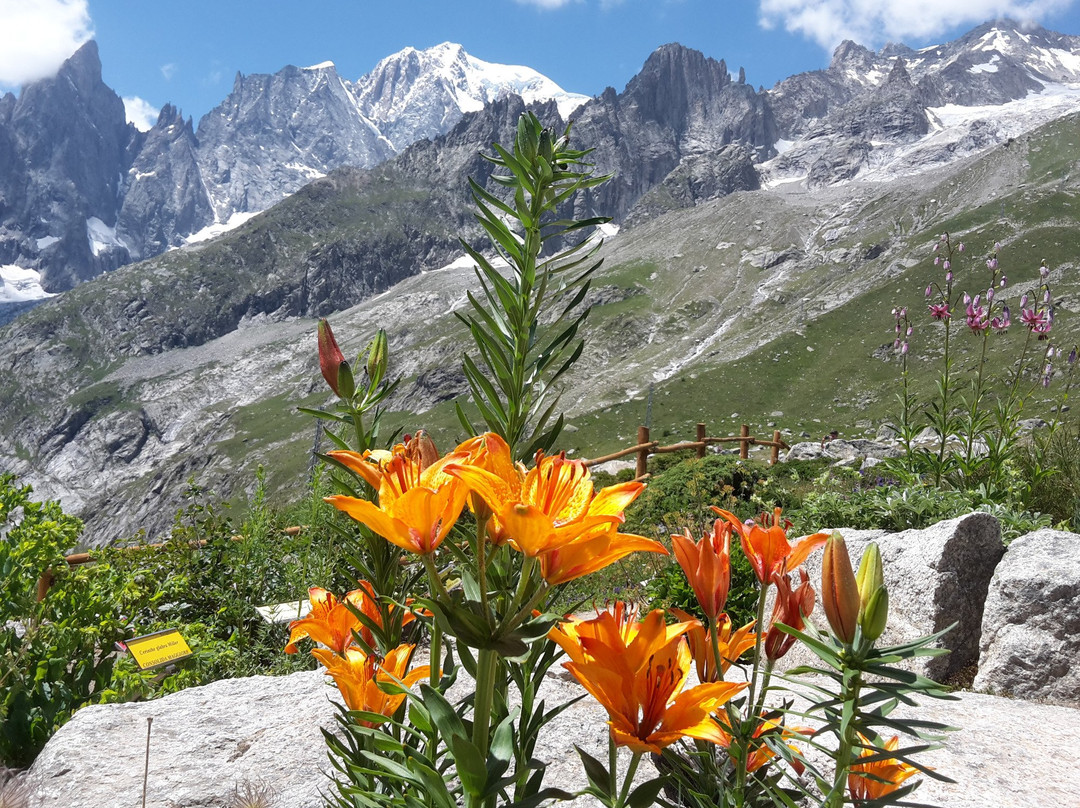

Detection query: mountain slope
xmin=4 ymin=106 xmax=1080 ymax=545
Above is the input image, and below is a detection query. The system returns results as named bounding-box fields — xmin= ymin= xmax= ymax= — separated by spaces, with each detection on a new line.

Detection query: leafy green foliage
xmin=455 ymin=112 xmax=612 ymax=460
xmin=0 ymin=474 xmax=106 ymax=766
xmin=0 ymin=471 xmax=351 ymax=765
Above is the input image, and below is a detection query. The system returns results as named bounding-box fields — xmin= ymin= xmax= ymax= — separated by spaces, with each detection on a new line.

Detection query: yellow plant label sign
xmin=125 ymin=629 xmax=193 ymax=670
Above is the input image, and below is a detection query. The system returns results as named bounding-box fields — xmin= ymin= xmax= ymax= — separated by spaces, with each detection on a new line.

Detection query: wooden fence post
xmin=771 ymin=430 xmax=782 ymax=465
xmin=739 ymin=424 xmax=750 ymax=459
xmin=696 ymin=423 xmax=706 ymax=458
xmin=636 ymin=426 xmax=650 ymax=478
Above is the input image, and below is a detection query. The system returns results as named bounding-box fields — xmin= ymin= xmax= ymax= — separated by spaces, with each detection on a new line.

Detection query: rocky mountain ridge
xmin=3 ymin=21 xmax=1080 ymax=303
xmin=0 ymin=41 xmax=588 ymax=297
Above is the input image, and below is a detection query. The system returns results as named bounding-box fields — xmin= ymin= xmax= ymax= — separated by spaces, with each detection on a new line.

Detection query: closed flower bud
xmin=366 ymin=329 xmax=389 ymax=385
xmin=318 ymin=319 xmax=354 ymax=399
xmin=859 ymin=586 xmax=889 ymax=642
xmin=854 ymin=543 xmax=883 ymax=606
xmin=822 ymin=532 xmax=860 ymax=645
xmin=957 ymin=243 xmax=965 ymax=253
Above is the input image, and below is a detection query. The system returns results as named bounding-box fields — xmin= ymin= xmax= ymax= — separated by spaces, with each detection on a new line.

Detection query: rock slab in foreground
xmin=20 ymin=670 xmax=336 ymax=808
xmin=973 ymin=528 xmax=1080 ymax=706
xmin=17 ymin=664 xmax=1080 ymax=808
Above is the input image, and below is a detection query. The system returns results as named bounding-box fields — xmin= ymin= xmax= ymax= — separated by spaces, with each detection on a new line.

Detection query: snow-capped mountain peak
xmin=352 ymin=42 xmax=589 ymax=149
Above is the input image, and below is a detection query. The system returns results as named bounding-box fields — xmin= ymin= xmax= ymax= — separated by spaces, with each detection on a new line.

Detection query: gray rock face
xmin=0 ymin=41 xmax=134 ymax=292
xmin=19 ymin=670 xmax=337 ymax=808
xmin=17 ymin=662 xmax=644 ymax=808
xmin=17 ymin=654 xmax=1080 ymax=808
xmin=572 ymin=44 xmax=776 ymax=223
xmin=117 ymin=105 xmax=214 ymax=260
xmin=195 ymin=63 xmax=393 ymax=223
xmin=789 ymin=513 xmax=1004 ymax=681
xmin=973 ymin=529 xmax=1080 ymax=706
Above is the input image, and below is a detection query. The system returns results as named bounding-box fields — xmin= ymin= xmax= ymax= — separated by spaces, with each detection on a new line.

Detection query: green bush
xmin=0 ymin=473 xmax=119 ymax=766
xmin=626 ymin=454 xmax=764 ymax=536
xmin=0 ymin=470 xmax=352 ymax=765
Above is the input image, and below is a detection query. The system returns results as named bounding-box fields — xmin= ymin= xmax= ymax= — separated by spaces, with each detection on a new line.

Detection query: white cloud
xmin=0 ymin=0 xmax=93 ymax=87
xmin=123 ymin=96 xmax=160 ymax=132
xmin=758 ymin=0 xmax=1073 ymax=52
xmin=161 ymin=62 xmax=177 ymax=80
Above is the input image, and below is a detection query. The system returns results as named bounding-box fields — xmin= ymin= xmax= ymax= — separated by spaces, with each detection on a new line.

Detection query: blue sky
xmin=4 ymin=0 xmax=1080 ymax=130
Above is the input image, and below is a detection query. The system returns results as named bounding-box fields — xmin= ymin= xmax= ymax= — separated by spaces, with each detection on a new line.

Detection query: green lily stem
xmin=828 ymin=664 xmax=864 ymax=808
xmin=753 ymin=659 xmax=775 ymax=720
xmin=429 ymin=620 xmax=441 ymax=689
xmin=421 ymin=553 xmax=452 ymax=604
xmin=609 ymin=734 xmax=618 ymax=802
xmin=708 ymin=617 xmax=724 ymax=682
xmin=476 ymin=516 xmax=494 ymax=631
xmin=735 ymin=581 xmax=771 ymax=806
xmin=473 ymin=648 xmax=499 ymax=761
xmin=504 ymin=580 xmax=550 ymax=633
xmin=507 ymin=555 xmax=538 ymax=619
xmin=615 ymin=751 xmax=642 ymax=808
xmin=743 ymin=581 xmax=770 ymax=725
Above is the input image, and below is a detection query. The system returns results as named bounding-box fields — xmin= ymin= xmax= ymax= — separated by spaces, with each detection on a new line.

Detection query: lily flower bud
xmin=366 ymin=329 xmax=390 ymax=387
xmin=854 ymin=543 xmax=883 ymax=606
xmin=318 ymin=319 xmax=354 ymax=399
xmin=859 ymin=586 xmax=889 ymax=642
xmin=822 ymin=532 xmax=860 ymax=645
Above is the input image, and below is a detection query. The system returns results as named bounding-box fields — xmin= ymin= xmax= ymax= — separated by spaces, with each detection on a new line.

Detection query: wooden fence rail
xmin=581 ymin=423 xmax=788 ymax=481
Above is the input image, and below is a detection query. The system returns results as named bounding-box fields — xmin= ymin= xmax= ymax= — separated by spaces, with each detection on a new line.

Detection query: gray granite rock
xmin=784 ymin=513 xmax=1004 ymax=681
xmin=973 ymin=529 xmax=1080 ymax=706
xmin=19 ymin=670 xmax=336 ymax=808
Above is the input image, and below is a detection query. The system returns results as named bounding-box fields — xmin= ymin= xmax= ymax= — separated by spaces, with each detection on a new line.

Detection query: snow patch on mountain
xmin=0 ymin=265 xmax=54 ymax=303
xmin=86 ymin=217 xmax=128 ymax=257
xmin=182 ymin=211 xmax=259 ymax=246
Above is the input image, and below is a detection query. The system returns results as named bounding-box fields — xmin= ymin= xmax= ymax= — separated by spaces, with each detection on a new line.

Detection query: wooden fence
xmin=582 ymin=423 xmax=788 ymax=481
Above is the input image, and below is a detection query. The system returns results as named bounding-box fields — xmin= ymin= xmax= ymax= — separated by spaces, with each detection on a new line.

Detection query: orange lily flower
xmin=848 ymin=735 xmax=920 ymax=802
xmin=712 ymin=506 xmax=828 ymax=584
xmin=324 ymin=433 xmax=469 ymax=555
xmin=312 ymin=643 xmax=430 ymax=728
xmin=764 ymin=569 xmax=816 ymax=661
xmin=538 ymin=524 xmax=667 ymax=585
xmin=284 ymin=582 xmax=417 ymax=654
xmin=670 ymin=608 xmax=756 ymax=682
xmin=284 ymin=586 xmax=364 ymax=654
xmin=714 ymin=711 xmax=809 ymax=775
xmin=550 ymin=607 xmax=747 ymax=754
xmin=672 ymin=519 xmax=733 ymax=621
xmin=446 ymin=433 xmax=645 ymax=557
